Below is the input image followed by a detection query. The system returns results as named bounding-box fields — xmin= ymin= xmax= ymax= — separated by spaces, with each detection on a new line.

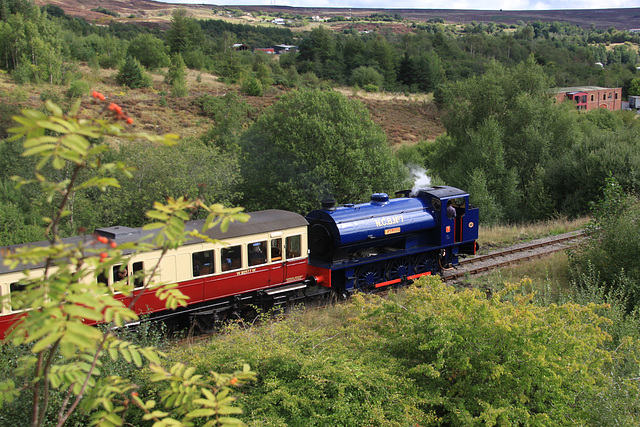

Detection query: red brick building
xmin=554 ymin=86 xmax=622 ymax=111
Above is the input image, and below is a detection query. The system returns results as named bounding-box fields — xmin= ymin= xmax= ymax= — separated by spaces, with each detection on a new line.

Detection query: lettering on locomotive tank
xmin=374 ymin=214 xmax=404 ymax=228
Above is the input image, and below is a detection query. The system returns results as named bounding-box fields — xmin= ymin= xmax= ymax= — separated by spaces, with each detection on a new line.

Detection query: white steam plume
xmin=410 ymin=167 xmax=432 ymax=196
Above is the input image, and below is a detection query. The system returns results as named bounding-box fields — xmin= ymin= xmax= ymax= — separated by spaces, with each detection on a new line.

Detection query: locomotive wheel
xmin=355 ymin=265 xmax=382 ymax=292
xmin=414 ymin=253 xmax=437 ymax=275
xmin=387 ymin=258 xmax=412 ymax=281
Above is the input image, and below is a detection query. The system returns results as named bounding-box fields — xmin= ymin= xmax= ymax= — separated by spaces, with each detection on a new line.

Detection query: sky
xmin=154 ymin=0 xmax=640 ymax=11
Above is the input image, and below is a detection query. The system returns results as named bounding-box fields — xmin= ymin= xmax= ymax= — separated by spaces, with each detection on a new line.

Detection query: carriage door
xmin=269 ymin=235 xmax=284 ymax=285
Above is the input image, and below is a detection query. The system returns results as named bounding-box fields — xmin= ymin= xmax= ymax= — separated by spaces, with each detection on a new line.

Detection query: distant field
xmin=34 ymin=0 xmax=640 ymax=31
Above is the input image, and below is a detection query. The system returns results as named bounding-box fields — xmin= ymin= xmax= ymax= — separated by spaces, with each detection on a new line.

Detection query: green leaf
xmin=62 ymin=133 xmax=90 ymax=154
xmin=186 ymin=408 xmax=215 ymax=418
xmin=31 ymin=331 xmax=64 ymax=353
xmin=45 ymin=100 xmax=63 ymax=117
xmin=23 ymin=144 xmax=57 ymax=156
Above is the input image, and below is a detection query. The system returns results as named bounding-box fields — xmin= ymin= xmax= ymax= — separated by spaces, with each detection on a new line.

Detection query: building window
xmin=603 ymin=93 xmax=606 ymax=100
xmin=608 ymin=92 xmax=612 ymax=99
xmin=615 ymin=92 xmax=618 ymax=99
xmin=591 ymin=95 xmax=594 ymax=101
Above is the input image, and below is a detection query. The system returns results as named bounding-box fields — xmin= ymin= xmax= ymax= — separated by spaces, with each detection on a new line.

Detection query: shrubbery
xmin=163 ymin=277 xmax=640 ymax=426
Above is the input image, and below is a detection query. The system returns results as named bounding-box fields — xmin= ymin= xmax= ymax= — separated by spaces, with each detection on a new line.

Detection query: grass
xmin=463 ymin=251 xmax=571 ymax=303
xmin=478 ymin=216 xmax=589 ymax=250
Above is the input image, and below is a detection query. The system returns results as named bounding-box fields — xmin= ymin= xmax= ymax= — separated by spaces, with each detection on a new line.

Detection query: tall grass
xmin=478 ymin=216 xmax=589 ymax=249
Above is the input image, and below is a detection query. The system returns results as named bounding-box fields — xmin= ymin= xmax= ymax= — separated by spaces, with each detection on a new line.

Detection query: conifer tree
xmin=165 ymin=53 xmax=187 ymax=97
xmin=115 ymin=55 xmax=150 ymax=89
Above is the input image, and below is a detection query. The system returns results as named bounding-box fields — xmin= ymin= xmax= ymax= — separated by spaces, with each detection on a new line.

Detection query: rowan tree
xmin=0 ymin=93 xmax=255 ymax=426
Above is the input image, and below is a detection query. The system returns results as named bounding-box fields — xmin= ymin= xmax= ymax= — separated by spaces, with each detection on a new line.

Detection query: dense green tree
xmin=240 ymin=74 xmax=262 ymax=96
xmin=569 ymin=176 xmax=640 ymax=311
xmin=239 ymin=89 xmax=410 ymax=214
xmin=76 ymin=138 xmax=242 ymax=229
xmin=628 ymin=77 xmax=640 ymax=96
xmin=196 ymin=91 xmax=251 ymax=153
xmin=126 ymin=33 xmax=170 ymax=70
xmin=430 ymin=58 xmax=580 ymax=222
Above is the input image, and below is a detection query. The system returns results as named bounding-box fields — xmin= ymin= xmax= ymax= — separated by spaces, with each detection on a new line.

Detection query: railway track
xmin=442 ymin=230 xmax=584 ymax=283
xmin=175 ymin=231 xmax=585 ymax=344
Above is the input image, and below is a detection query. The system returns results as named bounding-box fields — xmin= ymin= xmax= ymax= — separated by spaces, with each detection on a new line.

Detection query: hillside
xmin=34 ymin=0 xmax=640 ymax=30
xmin=0 ymin=65 xmax=442 ymax=147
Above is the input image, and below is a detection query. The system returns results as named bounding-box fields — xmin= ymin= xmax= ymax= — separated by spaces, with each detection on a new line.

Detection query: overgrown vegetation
xmin=160 ymin=277 xmax=640 ymax=426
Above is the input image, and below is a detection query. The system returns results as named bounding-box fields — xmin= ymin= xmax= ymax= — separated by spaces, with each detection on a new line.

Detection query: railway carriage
xmin=0 ymin=210 xmax=326 ymax=336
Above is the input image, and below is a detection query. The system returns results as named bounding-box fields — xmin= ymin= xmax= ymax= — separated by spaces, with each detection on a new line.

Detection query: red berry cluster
xmin=95 ymin=235 xmax=118 ymax=262
xmin=92 ymin=91 xmax=134 ymax=125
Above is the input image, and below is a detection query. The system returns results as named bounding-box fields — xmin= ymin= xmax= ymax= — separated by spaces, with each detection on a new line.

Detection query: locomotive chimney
xmin=321 ymin=198 xmax=336 ymax=211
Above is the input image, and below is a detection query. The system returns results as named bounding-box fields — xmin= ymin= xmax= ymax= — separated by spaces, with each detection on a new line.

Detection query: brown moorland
xmin=34 ymin=0 xmax=640 ymax=30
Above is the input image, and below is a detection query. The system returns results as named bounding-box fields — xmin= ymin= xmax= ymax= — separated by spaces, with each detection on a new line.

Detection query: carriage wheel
xmin=355 ymin=265 xmax=382 ymax=292
xmin=387 ymin=258 xmax=412 ymax=281
xmin=414 ymin=253 xmax=437 ymax=275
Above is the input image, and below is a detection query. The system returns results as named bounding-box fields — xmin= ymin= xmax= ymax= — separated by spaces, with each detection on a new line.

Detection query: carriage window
xmin=132 ymin=262 xmax=144 ymax=289
xmin=97 ymin=271 xmax=108 ymax=286
xmin=193 ymin=250 xmax=215 ymax=277
xmin=248 ymin=241 xmax=267 ymax=266
xmin=113 ymin=264 xmax=128 ymax=284
xmin=10 ymin=282 xmax=27 ymax=312
xmin=221 ymin=246 xmax=242 ymax=271
xmin=271 ymin=238 xmax=283 ymax=262
xmin=286 ymin=235 xmax=301 ymax=259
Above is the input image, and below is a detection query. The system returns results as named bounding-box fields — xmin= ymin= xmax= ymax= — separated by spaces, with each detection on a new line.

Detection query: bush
xmin=363 ymin=84 xmax=379 ymax=92
xmin=241 ymin=75 xmax=263 ymax=96
xmin=351 ymin=66 xmax=384 ymax=88
xmin=66 ymin=80 xmax=91 ymax=99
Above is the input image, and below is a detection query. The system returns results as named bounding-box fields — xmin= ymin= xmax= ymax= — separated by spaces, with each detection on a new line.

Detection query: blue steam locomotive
xmin=306 ymin=186 xmax=479 ymax=296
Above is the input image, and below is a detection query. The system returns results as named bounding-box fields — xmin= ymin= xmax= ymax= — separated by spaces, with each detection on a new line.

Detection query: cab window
xmin=286 ymin=235 xmax=301 ymax=259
